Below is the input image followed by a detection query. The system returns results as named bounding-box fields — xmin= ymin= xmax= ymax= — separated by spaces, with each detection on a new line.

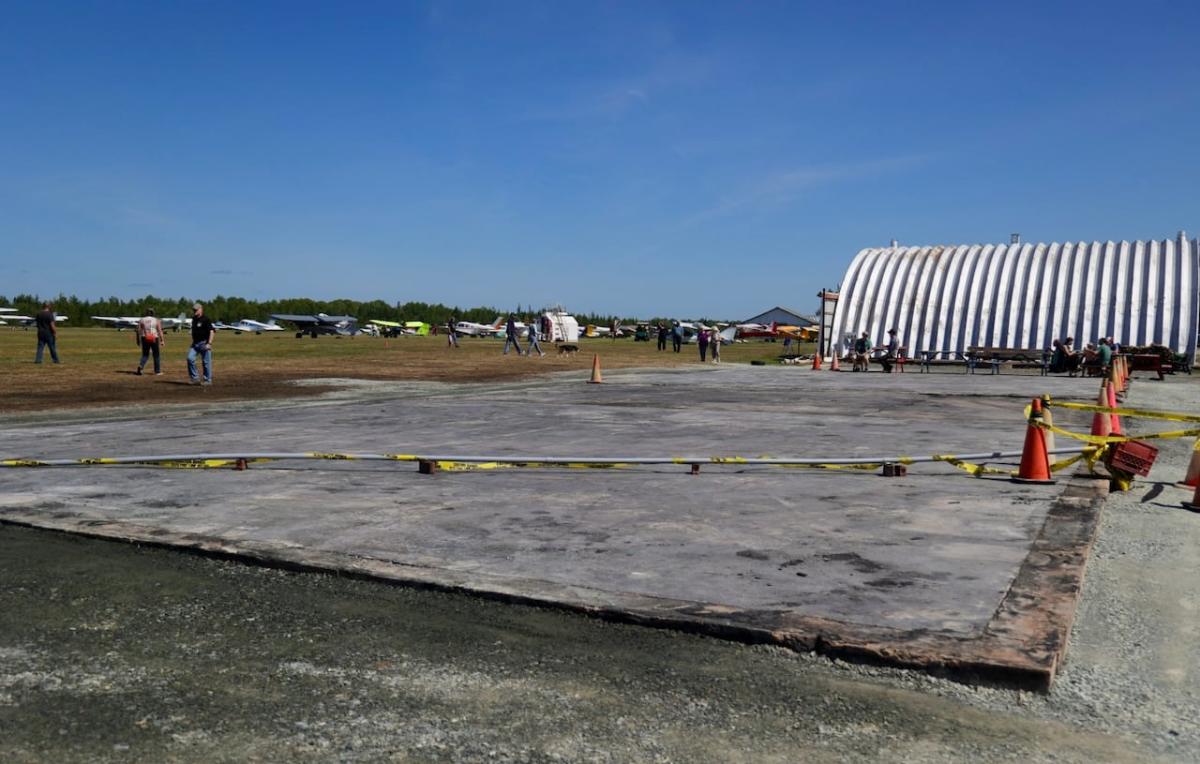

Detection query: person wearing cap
xmin=880 ymin=328 xmax=900 ymax=373
xmin=187 ymin=302 xmax=216 ymax=385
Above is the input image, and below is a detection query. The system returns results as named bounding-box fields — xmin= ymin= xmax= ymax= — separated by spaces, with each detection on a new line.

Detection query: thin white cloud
xmin=682 ymin=154 xmax=936 ymax=226
xmin=520 ymin=53 xmax=710 ymax=122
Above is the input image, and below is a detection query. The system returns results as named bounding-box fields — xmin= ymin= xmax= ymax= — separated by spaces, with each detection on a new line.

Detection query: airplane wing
xmin=367 ymin=319 xmax=403 ymax=328
xmin=91 ymin=316 xmax=139 ymax=329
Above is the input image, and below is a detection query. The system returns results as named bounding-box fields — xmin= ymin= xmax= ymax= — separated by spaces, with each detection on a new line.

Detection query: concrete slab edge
xmin=0 ymin=476 xmax=1108 ymax=692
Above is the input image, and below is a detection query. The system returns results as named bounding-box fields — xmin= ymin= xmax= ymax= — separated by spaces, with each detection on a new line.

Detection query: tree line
xmin=0 ymin=293 xmax=663 ymax=328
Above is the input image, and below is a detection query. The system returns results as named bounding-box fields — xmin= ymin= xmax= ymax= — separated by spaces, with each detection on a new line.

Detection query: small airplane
xmin=226 ymin=318 xmax=284 ymax=335
xmin=270 ymin=313 xmax=359 ymax=338
xmin=2 ymin=311 xmax=70 ymax=328
xmin=92 ymin=313 xmax=189 ymax=331
xmin=455 ymin=317 xmax=515 ymax=337
xmin=453 ymin=318 xmax=499 ymax=337
xmin=367 ymin=320 xmax=431 ymax=337
xmin=733 ymin=321 xmax=817 ymax=342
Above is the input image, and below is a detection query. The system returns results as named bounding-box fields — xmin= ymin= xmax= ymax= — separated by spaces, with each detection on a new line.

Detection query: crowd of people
xmin=31 ymin=301 xmax=217 ymax=384
xmin=653 ymin=322 xmax=721 ymax=363
xmin=1049 ymin=336 xmax=1118 ymax=375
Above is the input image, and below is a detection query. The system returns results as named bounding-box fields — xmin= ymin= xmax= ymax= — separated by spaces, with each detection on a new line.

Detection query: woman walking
xmin=135 ymin=308 xmax=164 ymax=375
xmin=697 ymin=328 xmax=710 ymax=362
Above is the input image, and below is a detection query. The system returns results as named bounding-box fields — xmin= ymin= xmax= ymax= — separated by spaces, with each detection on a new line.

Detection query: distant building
xmin=829 ymin=231 xmax=1199 ymax=361
xmin=743 ymin=306 xmax=816 ymax=327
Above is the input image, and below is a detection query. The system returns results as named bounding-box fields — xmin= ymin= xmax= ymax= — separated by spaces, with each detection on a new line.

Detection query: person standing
xmin=187 ymin=302 xmax=216 ymax=386
xmin=503 ymin=313 xmax=523 ymax=355
xmin=34 ymin=302 xmax=60 ymax=364
xmin=1097 ymin=337 xmax=1113 ymax=375
xmin=656 ymin=322 xmax=668 ymax=351
xmin=672 ymin=321 xmax=683 ymax=353
xmin=446 ymin=317 xmax=459 ymax=348
xmin=711 ymin=329 xmax=721 ymax=364
xmin=610 ymin=319 xmax=618 ymax=340
xmin=524 ymin=316 xmax=545 ymax=357
xmin=135 ymin=308 xmax=165 ymax=375
xmin=880 ymin=328 xmax=899 ymax=373
xmin=697 ymin=328 xmax=710 ymax=362
xmin=853 ymin=331 xmax=872 ymax=371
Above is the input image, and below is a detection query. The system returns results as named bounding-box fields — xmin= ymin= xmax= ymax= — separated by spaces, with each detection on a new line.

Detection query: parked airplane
xmin=2 ymin=312 xmax=70 ymax=328
xmin=367 ymin=320 xmax=431 ymax=337
xmin=92 ymin=313 xmax=189 ymax=331
xmin=227 ymin=318 xmax=284 ymax=334
xmin=734 ymin=321 xmax=817 ymax=342
xmin=270 ymin=313 xmax=359 ymax=338
xmin=455 ymin=317 xmax=508 ymax=337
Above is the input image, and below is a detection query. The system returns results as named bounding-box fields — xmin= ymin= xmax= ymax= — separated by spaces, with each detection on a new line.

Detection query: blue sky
xmin=2 ymin=1 xmax=1198 ymax=318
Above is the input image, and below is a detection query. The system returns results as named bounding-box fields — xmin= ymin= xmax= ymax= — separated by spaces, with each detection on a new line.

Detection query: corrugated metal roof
xmin=829 ymin=232 xmax=1199 ymax=359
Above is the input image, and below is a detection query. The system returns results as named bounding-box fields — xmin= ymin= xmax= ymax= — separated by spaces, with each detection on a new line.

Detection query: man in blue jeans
xmin=34 ymin=302 xmax=60 ymax=364
xmin=503 ymin=314 xmax=523 ymax=355
xmin=186 ymin=302 xmax=216 ymax=385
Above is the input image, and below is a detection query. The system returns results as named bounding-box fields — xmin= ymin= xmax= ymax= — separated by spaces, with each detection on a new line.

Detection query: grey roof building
xmin=743 ymin=306 xmax=816 ymax=326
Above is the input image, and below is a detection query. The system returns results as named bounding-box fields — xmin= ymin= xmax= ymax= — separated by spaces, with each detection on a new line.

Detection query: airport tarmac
xmin=0 ymin=367 xmax=1119 ymax=686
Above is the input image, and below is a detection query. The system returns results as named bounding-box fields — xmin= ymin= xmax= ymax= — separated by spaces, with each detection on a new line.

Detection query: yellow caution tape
xmin=1043 ymin=399 xmax=1200 ymax=423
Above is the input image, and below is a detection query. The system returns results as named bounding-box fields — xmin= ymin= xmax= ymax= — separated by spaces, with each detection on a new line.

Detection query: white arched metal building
xmin=829 ymin=231 xmax=1199 ymax=362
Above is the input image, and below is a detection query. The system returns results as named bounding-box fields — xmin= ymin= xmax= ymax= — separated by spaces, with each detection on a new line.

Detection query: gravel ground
xmin=1 ymin=374 xmax=1197 ymax=762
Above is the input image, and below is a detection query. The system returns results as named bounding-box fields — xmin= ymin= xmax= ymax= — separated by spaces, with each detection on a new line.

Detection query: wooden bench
xmin=966 ymin=347 xmax=1051 ymax=375
xmin=916 ymin=350 xmax=970 ymax=373
xmin=867 ymin=350 xmax=909 ymax=372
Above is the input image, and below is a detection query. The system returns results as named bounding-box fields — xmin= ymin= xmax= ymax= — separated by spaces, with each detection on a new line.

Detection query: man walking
xmin=503 ymin=313 xmax=523 ymax=355
xmin=525 ymin=315 xmax=545 ymax=357
xmin=135 ymin=308 xmax=165 ymax=375
xmin=671 ymin=321 xmax=683 ymax=353
xmin=446 ymin=317 xmax=459 ymax=348
xmin=656 ymin=322 xmax=668 ymax=351
xmin=187 ymin=302 xmax=216 ymax=385
xmin=34 ymin=302 xmax=60 ymax=364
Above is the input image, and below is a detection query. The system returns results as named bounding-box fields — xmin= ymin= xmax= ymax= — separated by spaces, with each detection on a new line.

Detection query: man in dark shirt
xmin=34 ymin=302 xmax=60 ymax=364
xmin=186 ymin=302 xmax=216 ymax=385
xmin=502 ymin=314 xmax=523 ymax=355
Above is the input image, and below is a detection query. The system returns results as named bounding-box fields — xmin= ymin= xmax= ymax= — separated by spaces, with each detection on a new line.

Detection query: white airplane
xmin=92 ymin=313 xmax=189 ymax=331
xmin=227 ymin=318 xmax=284 ymax=334
xmin=3 ymin=312 xmax=70 ymax=328
xmin=454 ymin=317 xmax=507 ymax=337
xmin=91 ymin=315 xmax=141 ymax=329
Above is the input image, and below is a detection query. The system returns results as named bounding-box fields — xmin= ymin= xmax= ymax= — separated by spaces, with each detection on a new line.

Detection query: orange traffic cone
xmin=1175 ymin=437 xmax=1200 ymax=489
xmin=1090 ymin=382 xmax=1111 ymax=438
xmin=811 ymin=353 xmax=822 ymax=371
xmin=588 ymin=353 xmax=603 ymax=384
xmin=830 ymin=353 xmax=841 ymax=371
xmin=1106 ymin=380 xmax=1121 ymax=435
xmin=1014 ymin=398 xmax=1056 ymax=484
xmin=1184 ymin=480 xmax=1200 ymax=512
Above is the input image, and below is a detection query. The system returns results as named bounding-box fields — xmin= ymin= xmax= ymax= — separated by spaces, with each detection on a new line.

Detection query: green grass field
xmin=1 ymin=327 xmax=815 ymax=412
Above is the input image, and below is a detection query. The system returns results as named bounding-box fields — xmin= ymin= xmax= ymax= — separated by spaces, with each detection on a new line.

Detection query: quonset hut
xmin=829 ymin=231 xmax=1199 ymax=363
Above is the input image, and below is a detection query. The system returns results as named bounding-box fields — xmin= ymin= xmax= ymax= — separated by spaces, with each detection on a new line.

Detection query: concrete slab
xmin=0 ymin=367 xmax=1113 ymax=687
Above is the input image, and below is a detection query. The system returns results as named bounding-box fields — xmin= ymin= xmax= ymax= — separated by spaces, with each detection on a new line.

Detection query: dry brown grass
xmin=1 ymin=328 xmax=807 ymax=412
